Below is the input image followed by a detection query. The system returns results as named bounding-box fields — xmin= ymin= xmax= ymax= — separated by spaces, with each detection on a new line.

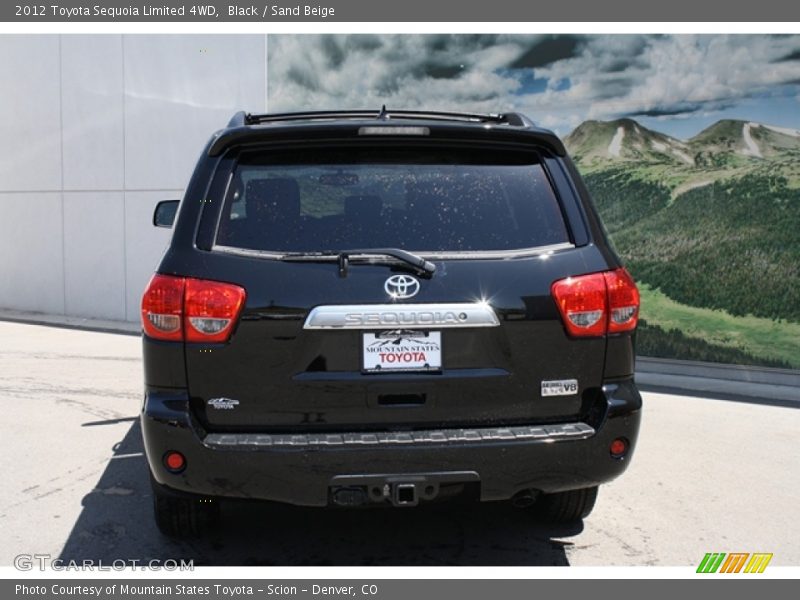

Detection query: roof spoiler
xmin=210 ymin=108 xmax=567 ymax=157
xmin=229 ymin=107 xmax=533 ymax=128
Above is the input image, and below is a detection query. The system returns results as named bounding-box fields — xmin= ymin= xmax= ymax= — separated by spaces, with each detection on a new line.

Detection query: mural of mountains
xmin=565 ymin=118 xmax=800 ymax=368
xmin=567 ymin=118 xmax=695 ymax=165
xmin=566 ymin=117 xmax=800 ymax=166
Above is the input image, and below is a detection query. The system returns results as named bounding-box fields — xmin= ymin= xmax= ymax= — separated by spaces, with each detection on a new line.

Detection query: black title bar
xmin=3 ymin=0 xmax=799 ymax=22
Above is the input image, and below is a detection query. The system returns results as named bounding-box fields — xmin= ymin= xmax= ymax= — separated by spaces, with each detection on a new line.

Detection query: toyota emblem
xmin=384 ymin=274 xmax=420 ymax=299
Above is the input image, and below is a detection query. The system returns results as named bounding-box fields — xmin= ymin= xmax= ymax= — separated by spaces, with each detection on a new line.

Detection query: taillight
xmin=184 ymin=278 xmax=246 ymax=343
xmin=604 ymin=268 xmax=640 ymax=333
xmin=551 ymin=272 xmax=608 ymax=337
xmin=141 ymin=274 xmax=185 ymax=341
xmin=551 ymin=268 xmax=639 ymax=337
xmin=141 ymin=274 xmax=246 ymax=343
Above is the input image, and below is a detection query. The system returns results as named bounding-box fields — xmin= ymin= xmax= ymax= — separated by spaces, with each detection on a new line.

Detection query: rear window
xmin=215 ymin=147 xmax=569 ymax=254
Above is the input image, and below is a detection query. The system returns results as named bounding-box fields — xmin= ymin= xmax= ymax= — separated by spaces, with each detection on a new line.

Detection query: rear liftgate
xmin=308 ymin=303 xmax=495 ymax=507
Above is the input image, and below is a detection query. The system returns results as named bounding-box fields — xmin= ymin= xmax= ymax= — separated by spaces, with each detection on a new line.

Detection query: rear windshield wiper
xmin=340 ymin=248 xmax=437 ymax=278
xmin=280 ymin=248 xmax=436 ymax=278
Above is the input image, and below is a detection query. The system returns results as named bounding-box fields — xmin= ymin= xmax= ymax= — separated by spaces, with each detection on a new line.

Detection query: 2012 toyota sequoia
xmin=140 ymin=109 xmax=642 ymax=537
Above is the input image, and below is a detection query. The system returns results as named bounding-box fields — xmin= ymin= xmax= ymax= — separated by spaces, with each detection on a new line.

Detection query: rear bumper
xmin=141 ymin=380 xmax=641 ymax=506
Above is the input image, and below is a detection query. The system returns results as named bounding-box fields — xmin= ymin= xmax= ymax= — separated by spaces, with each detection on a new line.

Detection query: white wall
xmin=0 ymin=34 xmax=267 ymax=322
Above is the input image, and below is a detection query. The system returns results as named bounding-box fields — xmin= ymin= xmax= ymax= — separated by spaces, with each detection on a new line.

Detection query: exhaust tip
xmin=511 ymin=490 xmax=538 ymax=508
xmin=332 ymin=487 xmax=367 ymax=507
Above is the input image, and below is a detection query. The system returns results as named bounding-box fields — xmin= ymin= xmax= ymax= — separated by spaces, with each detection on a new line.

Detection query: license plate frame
xmin=362 ymin=330 xmax=442 ymax=373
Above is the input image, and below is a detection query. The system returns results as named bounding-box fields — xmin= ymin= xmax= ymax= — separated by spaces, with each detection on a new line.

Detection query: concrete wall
xmin=0 ymin=35 xmax=267 ymax=322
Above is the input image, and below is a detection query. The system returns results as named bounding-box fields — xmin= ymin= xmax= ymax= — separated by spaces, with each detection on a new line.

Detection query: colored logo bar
xmin=697 ymin=553 xmax=773 ymax=573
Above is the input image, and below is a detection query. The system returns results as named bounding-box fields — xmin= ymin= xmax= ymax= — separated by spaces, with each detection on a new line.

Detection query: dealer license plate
xmin=362 ymin=330 xmax=442 ymax=372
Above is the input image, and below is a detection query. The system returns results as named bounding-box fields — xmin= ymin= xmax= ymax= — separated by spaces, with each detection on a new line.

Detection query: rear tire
xmin=151 ymin=477 xmax=220 ymax=538
xmin=536 ymin=486 xmax=598 ymax=523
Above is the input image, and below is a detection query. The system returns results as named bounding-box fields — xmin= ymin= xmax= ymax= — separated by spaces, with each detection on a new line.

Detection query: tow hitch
xmin=394 ymin=483 xmax=418 ymax=506
xmin=329 ymin=472 xmax=479 ymax=508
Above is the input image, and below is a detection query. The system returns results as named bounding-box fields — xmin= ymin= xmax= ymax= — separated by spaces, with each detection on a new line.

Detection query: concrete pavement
xmin=1 ymin=320 xmax=798 ymax=566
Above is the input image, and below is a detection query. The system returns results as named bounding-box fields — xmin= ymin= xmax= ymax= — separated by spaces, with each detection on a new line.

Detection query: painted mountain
xmin=565 ymin=118 xmax=800 ymax=368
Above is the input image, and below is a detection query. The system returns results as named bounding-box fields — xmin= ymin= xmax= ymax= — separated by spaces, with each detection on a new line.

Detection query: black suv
xmin=141 ymin=109 xmax=641 ymax=537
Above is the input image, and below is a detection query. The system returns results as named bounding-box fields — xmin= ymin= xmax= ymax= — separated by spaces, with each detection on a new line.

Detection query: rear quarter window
xmin=214 ymin=146 xmax=570 ymax=254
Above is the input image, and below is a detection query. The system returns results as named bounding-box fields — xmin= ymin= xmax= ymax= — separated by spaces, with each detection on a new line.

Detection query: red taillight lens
xmin=184 ymin=278 xmax=246 ymax=343
xmin=551 ymin=268 xmax=639 ymax=338
xmin=604 ymin=268 xmax=640 ymax=333
xmin=551 ymin=272 xmax=608 ymax=337
xmin=141 ymin=274 xmax=185 ymax=341
xmin=610 ymin=437 xmax=629 ymax=458
xmin=163 ymin=451 xmax=186 ymax=472
xmin=141 ymin=274 xmax=245 ymax=343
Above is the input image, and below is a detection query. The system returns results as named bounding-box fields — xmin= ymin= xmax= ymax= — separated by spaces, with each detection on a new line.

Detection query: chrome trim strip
xmin=303 ymin=302 xmax=500 ymax=330
xmin=204 ymin=422 xmax=595 ymax=449
xmin=211 ymin=241 xmax=573 ymax=262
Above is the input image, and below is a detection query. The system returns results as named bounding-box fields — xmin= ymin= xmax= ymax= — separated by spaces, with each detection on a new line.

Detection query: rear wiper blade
xmin=279 ymin=248 xmax=436 ymax=278
xmin=339 ymin=248 xmax=436 ymax=278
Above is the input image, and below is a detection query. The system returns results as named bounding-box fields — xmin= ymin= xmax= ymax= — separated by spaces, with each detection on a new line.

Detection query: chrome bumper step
xmin=204 ymin=422 xmax=595 ymax=449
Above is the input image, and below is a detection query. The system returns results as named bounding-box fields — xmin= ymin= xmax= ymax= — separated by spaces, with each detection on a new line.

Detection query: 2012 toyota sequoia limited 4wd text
xmin=141 ymin=109 xmax=642 ymax=537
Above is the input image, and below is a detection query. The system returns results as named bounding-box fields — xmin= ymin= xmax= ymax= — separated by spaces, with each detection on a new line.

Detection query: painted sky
xmin=267 ymin=34 xmax=800 ymax=140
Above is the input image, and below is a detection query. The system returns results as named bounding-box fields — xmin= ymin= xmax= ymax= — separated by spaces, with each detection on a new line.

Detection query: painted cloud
xmin=267 ymin=34 xmax=800 ymax=136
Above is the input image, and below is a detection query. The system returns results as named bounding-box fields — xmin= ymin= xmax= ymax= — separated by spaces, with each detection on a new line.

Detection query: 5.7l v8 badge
xmin=541 ymin=379 xmax=579 ymax=397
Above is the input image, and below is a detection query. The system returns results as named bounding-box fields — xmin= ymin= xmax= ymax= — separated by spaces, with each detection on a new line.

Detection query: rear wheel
xmin=536 ymin=486 xmax=598 ymax=523
xmin=151 ymin=476 xmax=220 ymax=538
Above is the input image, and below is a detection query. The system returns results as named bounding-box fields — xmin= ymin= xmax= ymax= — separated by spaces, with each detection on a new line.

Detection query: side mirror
xmin=153 ymin=200 xmax=179 ymax=228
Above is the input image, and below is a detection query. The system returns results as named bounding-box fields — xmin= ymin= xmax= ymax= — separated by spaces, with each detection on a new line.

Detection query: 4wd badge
xmin=541 ymin=379 xmax=579 ymax=397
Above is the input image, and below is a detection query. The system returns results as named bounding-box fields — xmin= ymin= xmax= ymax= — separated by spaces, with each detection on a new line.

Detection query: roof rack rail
xmin=237 ymin=108 xmax=532 ymax=128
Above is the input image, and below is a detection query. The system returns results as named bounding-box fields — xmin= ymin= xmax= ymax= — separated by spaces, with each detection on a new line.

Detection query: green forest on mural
xmin=567 ymin=118 xmax=800 ymax=369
